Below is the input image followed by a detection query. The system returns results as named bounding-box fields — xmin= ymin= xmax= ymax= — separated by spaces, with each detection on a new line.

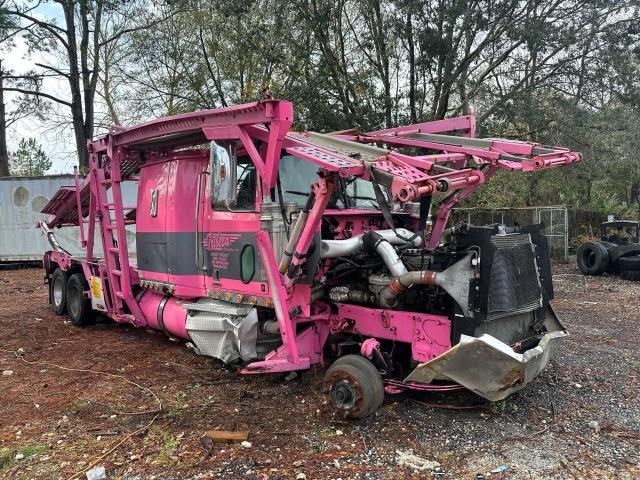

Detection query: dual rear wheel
xmin=50 ymin=269 xmax=95 ymax=326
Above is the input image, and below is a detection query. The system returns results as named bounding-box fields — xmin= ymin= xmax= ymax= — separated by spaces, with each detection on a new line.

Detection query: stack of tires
xmin=577 ymin=241 xmax=640 ymax=280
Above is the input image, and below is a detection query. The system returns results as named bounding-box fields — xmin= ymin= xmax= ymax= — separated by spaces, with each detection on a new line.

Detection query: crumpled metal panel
xmin=405 ymin=306 xmax=566 ymax=401
xmin=185 ymin=299 xmax=258 ymax=363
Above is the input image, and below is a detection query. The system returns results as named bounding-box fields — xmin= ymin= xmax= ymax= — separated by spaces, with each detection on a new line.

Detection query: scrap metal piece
xmin=185 ymin=299 xmax=258 ymax=363
xmin=405 ymin=306 xmax=566 ymax=401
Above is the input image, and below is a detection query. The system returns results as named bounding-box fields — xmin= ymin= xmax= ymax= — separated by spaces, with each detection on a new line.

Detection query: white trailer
xmin=0 ymin=175 xmax=136 ymax=262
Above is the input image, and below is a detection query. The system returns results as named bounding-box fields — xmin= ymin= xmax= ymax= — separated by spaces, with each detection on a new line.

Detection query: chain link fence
xmin=451 ymin=206 xmax=609 ymax=261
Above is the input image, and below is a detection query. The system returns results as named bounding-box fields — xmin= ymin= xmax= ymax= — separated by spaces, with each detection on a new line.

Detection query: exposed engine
xmin=318 ymin=222 xmax=554 ymax=348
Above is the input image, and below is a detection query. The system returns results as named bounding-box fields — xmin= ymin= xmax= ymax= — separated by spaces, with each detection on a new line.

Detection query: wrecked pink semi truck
xmin=39 ymin=100 xmax=580 ymax=417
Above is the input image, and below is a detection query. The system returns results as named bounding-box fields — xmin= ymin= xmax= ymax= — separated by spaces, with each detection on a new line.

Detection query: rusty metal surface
xmin=405 ymin=306 xmax=567 ymax=401
xmin=0 ymin=175 xmax=137 ymax=261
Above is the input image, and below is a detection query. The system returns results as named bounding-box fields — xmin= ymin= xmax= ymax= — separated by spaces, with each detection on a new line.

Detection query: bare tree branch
xmin=3 ymin=87 xmax=72 ymax=107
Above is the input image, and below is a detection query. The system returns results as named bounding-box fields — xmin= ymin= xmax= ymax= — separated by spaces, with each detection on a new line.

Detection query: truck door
xmin=166 ymin=153 xmax=209 ymax=295
xmin=201 ymin=143 xmax=267 ymax=301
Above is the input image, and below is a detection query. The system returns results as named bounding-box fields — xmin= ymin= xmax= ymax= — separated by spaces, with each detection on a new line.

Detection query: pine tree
xmin=9 ymin=138 xmax=51 ymax=176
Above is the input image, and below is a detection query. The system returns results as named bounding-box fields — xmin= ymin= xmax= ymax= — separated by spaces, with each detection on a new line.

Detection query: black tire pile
xmin=618 ymin=256 xmax=640 ymax=281
xmin=577 ymin=241 xmax=640 ymax=280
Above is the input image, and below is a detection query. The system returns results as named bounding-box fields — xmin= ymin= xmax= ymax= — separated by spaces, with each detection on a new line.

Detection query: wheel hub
xmin=322 ymin=355 xmax=384 ymax=419
xmin=323 ymin=371 xmax=365 ymax=416
xmin=68 ymin=286 xmax=80 ymax=317
xmin=331 ymin=380 xmax=357 ymax=409
xmin=53 ymin=277 xmax=64 ymax=306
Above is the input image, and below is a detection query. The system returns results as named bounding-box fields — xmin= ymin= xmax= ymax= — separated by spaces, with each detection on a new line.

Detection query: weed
xmin=310 ymin=442 xmax=328 ymax=454
xmin=489 ymin=399 xmax=519 ymax=413
xmin=168 ymin=406 xmax=183 ymax=418
xmin=71 ymin=399 xmax=93 ymax=411
xmin=153 ymin=430 xmax=181 ymax=466
xmin=0 ymin=444 xmax=47 ymax=470
xmin=19 ymin=444 xmax=47 ymax=457
xmin=0 ymin=448 xmax=15 ymax=469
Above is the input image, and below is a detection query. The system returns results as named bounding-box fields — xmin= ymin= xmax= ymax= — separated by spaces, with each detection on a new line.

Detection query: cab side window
xmin=210 ymin=142 xmax=256 ymax=212
xmin=235 ymin=157 xmax=256 ymax=210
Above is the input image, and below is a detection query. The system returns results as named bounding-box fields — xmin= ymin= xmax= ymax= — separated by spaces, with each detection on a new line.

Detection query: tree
xmin=0 ymin=60 xmax=10 ymax=177
xmin=3 ymin=0 xmax=174 ymax=169
xmin=9 ymin=137 xmax=51 ymax=176
xmin=0 ymin=1 xmax=18 ymax=176
xmin=2 ymin=0 xmax=639 ymax=215
xmin=1 ymin=61 xmax=48 ymax=177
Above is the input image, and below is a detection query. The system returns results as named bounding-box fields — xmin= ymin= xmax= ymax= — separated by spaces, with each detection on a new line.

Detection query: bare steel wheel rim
xmin=53 ymin=277 xmax=64 ymax=306
xmin=68 ymin=285 xmax=81 ymax=317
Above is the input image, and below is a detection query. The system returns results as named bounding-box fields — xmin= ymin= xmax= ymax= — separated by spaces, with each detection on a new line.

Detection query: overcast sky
xmin=5 ymin=2 xmax=87 ymax=174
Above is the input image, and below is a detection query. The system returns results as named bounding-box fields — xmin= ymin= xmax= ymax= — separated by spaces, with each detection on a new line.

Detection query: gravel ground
xmin=0 ymin=261 xmax=639 ymax=479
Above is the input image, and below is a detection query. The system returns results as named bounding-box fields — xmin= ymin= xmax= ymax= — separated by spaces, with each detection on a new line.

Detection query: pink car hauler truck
xmin=39 ymin=100 xmax=580 ymax=418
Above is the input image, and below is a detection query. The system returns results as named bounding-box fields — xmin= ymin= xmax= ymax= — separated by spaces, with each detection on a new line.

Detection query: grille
xmin=487 ymin=234 xmax=542 ymax=320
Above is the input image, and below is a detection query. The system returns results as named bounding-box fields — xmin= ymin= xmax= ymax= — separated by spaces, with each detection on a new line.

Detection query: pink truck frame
xmin=40 ymin=100 xmax=580 ymax=418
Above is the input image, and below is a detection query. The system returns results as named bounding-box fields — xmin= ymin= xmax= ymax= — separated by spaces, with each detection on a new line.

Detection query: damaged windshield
xmin=279 ymin=154 xmax=384 ymax=209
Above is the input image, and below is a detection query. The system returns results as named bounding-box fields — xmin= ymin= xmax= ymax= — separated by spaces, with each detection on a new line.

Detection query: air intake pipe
xmin=361 ymin=231 xmax=411 ymax=277
xmin=320 ymin=228 xmax=420 ymax=263
xmin=379 ymin=253 xmax=476 ymax=315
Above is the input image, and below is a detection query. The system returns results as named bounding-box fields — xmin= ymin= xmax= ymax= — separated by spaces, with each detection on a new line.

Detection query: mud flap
xmin=404 ymin=306 xmax=567 ymax=401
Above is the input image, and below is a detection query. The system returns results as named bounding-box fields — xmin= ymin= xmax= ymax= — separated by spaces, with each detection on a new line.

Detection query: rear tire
xmin=323 ymin=354 xmax=384 ymax=419
xmin=66 ymin=273 xmax=96 ymax=327
xmin=577 ymin=241 xmax=609 ymax=275
xmin=50 ymin=269 xmax=67 ymax=315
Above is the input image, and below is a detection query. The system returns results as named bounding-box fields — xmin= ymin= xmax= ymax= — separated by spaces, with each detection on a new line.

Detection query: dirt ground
xmin=1 ymin=261 xmax=639 ymax=480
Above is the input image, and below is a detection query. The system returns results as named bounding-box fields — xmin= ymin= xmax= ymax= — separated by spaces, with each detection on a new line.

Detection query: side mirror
xmin=210 ymin=141 xmax=237 ymax=209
